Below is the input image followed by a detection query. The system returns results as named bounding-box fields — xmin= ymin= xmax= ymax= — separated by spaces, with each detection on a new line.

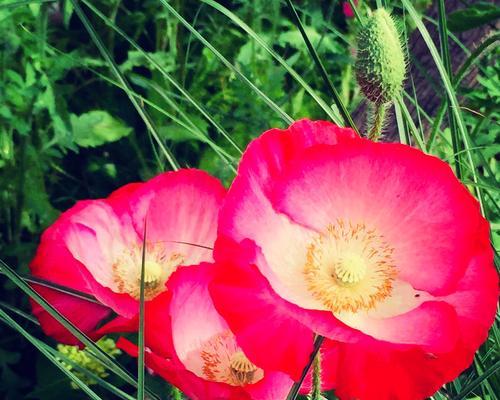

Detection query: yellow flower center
xmin=304 ymin=219 xmax=396 ymax=313
xmin=112 ymin=243 xmax=184 ymax=300
xmin=143 ymin=260 xmax=163 ymax=286
xmin=334 ymin=253 xmax=367 ymax=284
xmin=200 ymin=331 xmax=264 ymax=386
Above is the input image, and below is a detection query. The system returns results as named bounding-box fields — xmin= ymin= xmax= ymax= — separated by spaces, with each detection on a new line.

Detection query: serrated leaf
xmin=70 ymin=110 xmax=132 ymax=148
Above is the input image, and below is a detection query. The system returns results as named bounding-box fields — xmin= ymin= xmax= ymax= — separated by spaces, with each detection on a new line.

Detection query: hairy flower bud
xmin=355 ymin=9 xmax=406 ymax=105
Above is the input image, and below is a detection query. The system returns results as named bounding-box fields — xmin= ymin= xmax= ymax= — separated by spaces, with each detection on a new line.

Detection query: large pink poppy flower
xmin=30 ymin=169 xmax=225 ymax=344
xmin=118 ymin=263 xmax=293 ymax=400
xmin=210 ymin=119 xmax=498 ymax=399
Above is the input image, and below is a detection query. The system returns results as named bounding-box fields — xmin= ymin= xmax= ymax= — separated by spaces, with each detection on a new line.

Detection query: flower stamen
xmin=112 ymin=244 xmax=184 ymax=300
xmin=304 ymin=219 xmax=396 ymax=313
xmin=199 ymin=331 xmax=264 ymax=386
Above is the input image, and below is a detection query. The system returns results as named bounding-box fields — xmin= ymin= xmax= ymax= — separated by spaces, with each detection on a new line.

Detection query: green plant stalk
xmin=137 ymin=222 xmax=147 ymax=400
xmin=427 ymin=33 xmax=500 ymax=151
xmin=0 ymin=308 xmax=103 ymax=400
xmin=437 ymin=0 xmax=461 ymax=179
xmin=80 ymin=0 xmax=242 ymax=156
xmin=368 ymin=103 xmax=387 ymax=141
xmin=171 ymin=387 xmax=183 ymax=400
xmin=0 ymin=0 xmax=54 ymax=9
xmin=0 ymin=258 xmax=161 ymax=400
xmin=401 ymin=0 xmax=485 ymax=215
xmin=284 ymin=0 xmax=360 ymax=135
xmin=310 ymin=350 xmax=322 ymax=400
xmin=201 ymin=0 xmax=344 ymax=126
xmin=286 ymin=335 xmax=325 ymax=400
xmin=347 ymin=0 xmax=364 ymax=26
xmin=158 ymin=0 xmax=294 ymax=125
xmin=70 ymin=0 xmax=179 ymax=171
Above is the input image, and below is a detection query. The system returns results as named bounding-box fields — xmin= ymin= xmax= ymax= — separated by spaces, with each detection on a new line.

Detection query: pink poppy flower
xmin=118 ymin=263 xmax=293 ymax=400
xmin=30 ymin=169 xmax=225 ymax=344
xmin=210 ymin=119 xmax=498 ymax=399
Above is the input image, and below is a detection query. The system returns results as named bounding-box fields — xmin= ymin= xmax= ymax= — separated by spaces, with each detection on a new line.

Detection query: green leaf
xmin=70 ymin=111 xmax=132 ymax=148
xmin=160 ymin=116 xmax=208 ymax=143
xmin=447 ymin=3 xmax=500 ymax=32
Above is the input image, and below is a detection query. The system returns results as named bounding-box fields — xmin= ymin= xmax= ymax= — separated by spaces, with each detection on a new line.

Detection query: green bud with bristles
xmin=355 ymin=8 xmax=406 ymax=105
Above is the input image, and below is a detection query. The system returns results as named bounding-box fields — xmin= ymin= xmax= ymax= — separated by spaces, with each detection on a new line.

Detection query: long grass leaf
xmin=0 ymin=0 xmax=54 ymax=9
xmin=394 ymin=100 xmax=409 ymax=145
xmin=437 ymin=0 xmax=461 ymax=178
xmin=286 ymin=335 xmax=325 ymax=400
xmin=0 ymin=300 xmax=39 ymax=325
xmin=347 ymin=0 xmax=364 ymax=26
xmin=201 ymin=0 xmax=343 ymax=125
xmin=137 ymin=222 xmax=147 ymax=400
xmin=0 ymin=308 xmax=104 ymax=400
xmin=1 ymin=303 xmax=134 ymax=400
xmin=285 ymin=0 xmax=360 ymax=134
xmin=453 ymin=360 xmax=500 ymax=400
xmin=395 ymin=96 xmax=426 ymax=150
xmin=401 ymin=0 xmax=485 ymax=215
xmin=69 ymin=0 xmax=179 ymax=171
xmin=157 ymin=0 xmax=294 ymax=125
xmin=0 ymin=257 xmax=160 ymax=400
xmin=80 ymin=0 xmax=242 ymax=156
xmin=427 ymin=33 xmax=500 ymax=151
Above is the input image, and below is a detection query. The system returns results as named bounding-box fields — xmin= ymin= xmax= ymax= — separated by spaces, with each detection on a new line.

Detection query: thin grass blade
xmin=137 ymin=221 xmax=147 ymax=400
xmin=0 ymin=308 xmax=104 ymax=400
xmin=437 ymin=0 xmax=462 ymax=178
xmin=158 ymin=0 xmax=294 ymax=125
xmin=80 ymin=0 xmax=242 ymax=155
xmin=284 ymin=0 xmax=359 ymax=134
xmin=401 ymin=0 xmax=485 ymax=214
xmin=201 ymin=0 xmax=343 ymax=125
xmin=0 ymin=0 xmax=54 ymax=9
xmin=69 ymin=0 xmax=179 ymax=171
xmin=0 ymin=257 xmax=160 ymax=400
xmin=285 ymin=335 xmax=325 ymax=400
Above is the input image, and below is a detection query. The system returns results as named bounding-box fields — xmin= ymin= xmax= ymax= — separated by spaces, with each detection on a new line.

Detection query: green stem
xmin=171 ymin=387 xmax=183 ymax=400
xmin=310 ymin=351 xmax=322 ymax=400
xmin=285 ymin=0 xmax=360 ymax=135
xmin=286 ymin=335 xmax=325 ymax=400
xmin=368 ymin=102 xmax=387 ymax=141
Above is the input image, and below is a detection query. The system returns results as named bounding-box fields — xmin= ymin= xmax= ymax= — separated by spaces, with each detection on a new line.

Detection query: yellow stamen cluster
xmin=200 ymin=331 xmax=263 ymax=386
xmin=304 ymin=219 xmax=396 ymax=313
xmin=112 ymin=242 xmax=184 ymax=300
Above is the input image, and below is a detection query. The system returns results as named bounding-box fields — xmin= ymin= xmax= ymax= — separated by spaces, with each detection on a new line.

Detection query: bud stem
xmin=310 ymin=350 xmax=322 ymax=399
xmin=286 ymin=335 xmax=325 ymax=400
xmin=368 ymin=102 xmax=388 ymax=141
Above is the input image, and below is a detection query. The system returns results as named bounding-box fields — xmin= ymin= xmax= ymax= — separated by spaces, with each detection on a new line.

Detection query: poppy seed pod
xmin=355 ymin=9 xmax=406 ymax=105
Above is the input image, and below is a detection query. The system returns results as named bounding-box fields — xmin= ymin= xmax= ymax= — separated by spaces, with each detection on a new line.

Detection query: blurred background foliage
xmin=0 ymin=0 xmax=498 ymax=399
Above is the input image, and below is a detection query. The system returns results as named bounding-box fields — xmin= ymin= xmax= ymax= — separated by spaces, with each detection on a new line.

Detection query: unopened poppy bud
xmin=355 ymin=8 xmax=406 ymax=105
